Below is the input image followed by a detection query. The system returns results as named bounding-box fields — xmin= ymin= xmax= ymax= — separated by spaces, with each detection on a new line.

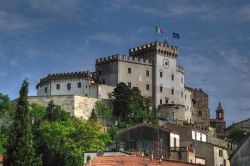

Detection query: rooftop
xmin=85 ymin=156 xmax=203 ymax=166
xmin=36 ymin=71 xmax=94 ymax=89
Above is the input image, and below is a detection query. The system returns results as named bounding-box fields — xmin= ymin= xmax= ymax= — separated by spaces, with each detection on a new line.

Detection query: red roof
xmin=85 ymin=156 xmax=203 ymax=166
xmin=0 ymin=154 xmax=3 ymax=162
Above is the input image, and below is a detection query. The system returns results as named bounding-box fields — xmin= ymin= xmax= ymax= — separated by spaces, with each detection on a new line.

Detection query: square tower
xmin=129 ymin=42 xmax=184 ymax=107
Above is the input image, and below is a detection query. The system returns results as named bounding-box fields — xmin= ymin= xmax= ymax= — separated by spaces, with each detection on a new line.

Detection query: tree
xmin=0 ymin=93 xmax=14 ymax=118
xmin=89 ymin=109 xmax=97 ymax=122
xmin=112 ymin=82 xmax=132 ymax=121
xmin=5 ymin=80 xmax=41 ymax=166
xmin=45 ymin=101 xmax=70 ymax=122
xmin=228 ymin=128 xmax=247 ymax=144
xmin=37 ymin=119 xmax=111 ymax=166
xmin=0 ymin=93 xmax=14 ymax=155
xmin=112 ymin=82 xmax=157 ymax=124
xmin=95 ymin=101 xmax=112 ymax=126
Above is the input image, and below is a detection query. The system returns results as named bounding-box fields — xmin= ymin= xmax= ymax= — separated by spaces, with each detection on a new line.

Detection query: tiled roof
xmin=36 ymin=71 xmax=94 ymax=89
xmin=85 ymin=156 xmax=202 ymax=166
xmin=0 ymin=154 xmax=3 ymax=162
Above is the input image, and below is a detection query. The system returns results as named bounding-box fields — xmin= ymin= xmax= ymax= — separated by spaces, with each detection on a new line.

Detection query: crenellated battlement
xmin=129 ymin=41 xmax=179 ymax=59
xmin=96 ymin=54 xmax=152 ymax=65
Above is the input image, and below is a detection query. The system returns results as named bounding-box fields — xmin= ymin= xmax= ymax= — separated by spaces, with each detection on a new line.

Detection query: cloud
xmin=9 ymin=59 xmax=18 ymax=67
xmin=29 ymin=0 xmax=85 ymax=22
xmin=0 ymin=71 xmax=7 ymax=77
xmin=237 ymin=4 xmax=250 ymax=22
xmin=0 ymin=11 xmax=35 ymax=32
xmin=90 ymin=32 xmax=125 ymax=44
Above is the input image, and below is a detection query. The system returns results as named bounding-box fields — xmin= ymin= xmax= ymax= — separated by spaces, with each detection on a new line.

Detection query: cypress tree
xmin=5 ymin=80 xmax=40 ymax=166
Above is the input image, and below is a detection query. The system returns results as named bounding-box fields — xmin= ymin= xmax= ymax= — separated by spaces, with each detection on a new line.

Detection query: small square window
xmin=146 ymin=70 xmax=149 ymax=76
xmin=128 ymin=82 xmax=131 ymax=88
xmin=78 ymin=82 xmax=82 ymax=88
xmin=172 ymin=74 xmax=174 ymax=80
xmin=128 ymin=68 xmax=131 ymax=73
xmin=146 ymin=84 xmax=149 ymax=90
xmin=56 ymin=84 xmax=60 ymax=90
xmin=160 ymin=86 xmax=163 ymax=92
xmin=160 ymin=71 xmax=163 ymax=78
xmin=67 ymin=83 xmax=71 ymax=90
xmin=219 ymin=150 xmax=223 ymax=157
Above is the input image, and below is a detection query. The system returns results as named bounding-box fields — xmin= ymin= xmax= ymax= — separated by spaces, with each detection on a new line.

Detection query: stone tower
xmin=215 ymin=102 xmax=226 ymax=138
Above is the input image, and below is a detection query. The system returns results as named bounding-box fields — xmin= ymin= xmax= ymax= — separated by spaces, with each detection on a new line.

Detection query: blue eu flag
xmin=173 ymin=32 xmax=180 ymax=39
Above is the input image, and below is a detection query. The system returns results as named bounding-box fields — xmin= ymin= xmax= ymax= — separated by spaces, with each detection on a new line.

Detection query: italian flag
xmin=155 ymin=26 xmax=164 ymax=34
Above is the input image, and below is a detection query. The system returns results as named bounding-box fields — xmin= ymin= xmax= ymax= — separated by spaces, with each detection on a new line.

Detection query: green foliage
xmin=95 ymin=101 xmax=112 ymax=119
xmin=112 ymin=82 xmax=157 ymax=124
xmin=0 ymin=93 xmax=14 ymax=156
xmin=89 ymin=109 xmax=97 ymax=122
xmin=5 ymin=80 xmax=41 ymax=166
xmin=112 ymin=82 xmax=132 ymax=120
xmin=45 ymin=101 xmax=70 ymax=122
xmin=37 ymin=119 xmax=111 ymax=166
xmin=0 ymin=93 xmax=14 ymax=118
xmin=228 ymin=128 xmax=247 ymax=144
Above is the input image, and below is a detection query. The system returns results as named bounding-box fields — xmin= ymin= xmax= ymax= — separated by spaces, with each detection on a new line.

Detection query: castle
xmin=34 ymin=41 xmax=224 ymax=131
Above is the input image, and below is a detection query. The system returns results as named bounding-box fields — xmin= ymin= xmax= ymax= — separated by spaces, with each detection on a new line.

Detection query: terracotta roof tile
xmin=85 ymin=156 xmax=203 ymax=166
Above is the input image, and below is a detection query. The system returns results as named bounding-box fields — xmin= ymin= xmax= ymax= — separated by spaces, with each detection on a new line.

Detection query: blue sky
xmin=0 ymin=0 xmax=250 ymax=125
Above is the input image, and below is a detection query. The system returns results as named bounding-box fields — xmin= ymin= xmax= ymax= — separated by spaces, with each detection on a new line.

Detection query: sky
xmin=0 ymin=0 xmax=250 ymax=125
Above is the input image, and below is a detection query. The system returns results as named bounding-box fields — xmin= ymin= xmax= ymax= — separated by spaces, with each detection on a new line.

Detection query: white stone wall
xmin=89 ymin=84 xmax=115 ymax=99
xmin=154 ymin=55 xmax=184 ymax=106
xmin=37 ymin=78 xmax=90 ymax=97
xmin=184 ymin=88 xmax=193 ymax=123
xmin=213 ymin=146 xmax=230 ymax=166
xmin=117 ymin=61 xmax=152 ymax=97
xmin=170 ymin=133 xmax=180 ymax=147
xmin=28 ymin=95 xmax=98 ymax=119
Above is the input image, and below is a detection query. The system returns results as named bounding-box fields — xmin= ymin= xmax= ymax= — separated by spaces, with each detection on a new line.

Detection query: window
xmin=56 ymin=84 xmax=60 ymax=90
xmin=128 ymin=68 xmax=131 ymax=73
xmin=181 ymin=77 xmax=184 ymax=83
xmin=98 ymin=70 xmax=101 ymax=76
xmin=146 ymin=70 xmax=149 ymax=76
xmin=198 ymin=111 xmax=202 ymax=116
xmin=78 ymin=82 xmax=82 ymax=88
xmin=67 ymin=83 xmax=71 ymax=90
xmin=146 ymin=84 xmax=149 ymax=90
xmin=181 ymin=92 xmax=183 ymax=97
xmin=172 ymin=74 xmax=174 ymax=80
xmin=86 ymin=85 xmax=88 ymax=88
xmin=171 ymin=89 xmax=174 ymax=95
xmin=142 ymin=140 xmax=148 ymax=150
xmin=160 ymin=99 xmax=162 ymax=104
xmin=128 ymin=82 xmax=131 ymax=88
xmin=127 ymin=140 xmax=136 ymax=150
xmin=219 ymin=150 xmax=223 ymax=157
xmin=173 ymin=137 xmax=177 ymax=148
xmin=160 ymin=71 xmax=163 ymax=78
xmin=160 ymin=86 xmax=163 ymax=92
xmin=185 ymin=95 xmax=186 ymax=100
xmin=102 ymin=79 xmax=105 ymax=84
xmin=45 ymin=87 xmax=48 ymax=93
xmin=165 ymin=98 xmax=168 ymax=104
